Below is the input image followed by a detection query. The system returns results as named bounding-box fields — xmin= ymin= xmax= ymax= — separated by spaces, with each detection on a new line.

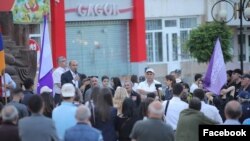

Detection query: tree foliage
xmin=186 ymin=22 xmax=233 ymax=63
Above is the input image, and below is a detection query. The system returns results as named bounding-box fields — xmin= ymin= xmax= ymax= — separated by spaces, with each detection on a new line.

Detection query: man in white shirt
xmin=1 ymin=72 xmax=16 ymax=103
xmin=52 ymin=56 xmax=67 ymax=105
xmin=190 ymin=73 xmax=202 ymax=93
xmin=162 ymin=83 xmax=188 ymax=130
xmin=193 ymin=89 xmax=223 ymax=124
xmin=137 ymin=68 xmax=161 ymax=100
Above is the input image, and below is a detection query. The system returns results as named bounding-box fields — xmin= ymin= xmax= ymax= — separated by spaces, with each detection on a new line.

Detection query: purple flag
xmin=37 ymin=16 xmax=53 ymax=94
xmin=204 ymin=38 xmax=227 ymax=95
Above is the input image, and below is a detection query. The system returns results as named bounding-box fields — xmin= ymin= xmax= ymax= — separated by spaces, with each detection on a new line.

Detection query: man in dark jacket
xmin=0 ymin=105 xmax=20 ymax=141
xmin=22 ymin=78 xmax=34 ymax=106
xmin=18 ymin=95 xmax=59 ymax=141
xmin=7 ymin=88 xmax=28 ymax=119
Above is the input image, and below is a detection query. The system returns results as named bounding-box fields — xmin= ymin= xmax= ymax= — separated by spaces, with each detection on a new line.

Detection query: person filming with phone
xmin=137 ymin=68 xmax=162 ymax=100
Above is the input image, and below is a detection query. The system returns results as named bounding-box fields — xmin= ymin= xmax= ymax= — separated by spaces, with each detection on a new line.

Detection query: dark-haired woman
xmin=92 ymin=88 xmax=117 ymax=141
xmin=164 ymin=75 xmax=176 ymax=100
xmin=40 ymin=92 xmax=55 ymax=118
xmin=111 ymin=77 xmax=122 ymax=96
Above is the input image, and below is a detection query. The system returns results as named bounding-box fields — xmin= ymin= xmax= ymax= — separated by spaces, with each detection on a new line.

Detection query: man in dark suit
xmin=61 ymin=60 xmax=85 ymax=88
xmin=18 ymin=95 xmax=59 ymax=141
xmin=0 ymin=105 xmax=20 ymax=141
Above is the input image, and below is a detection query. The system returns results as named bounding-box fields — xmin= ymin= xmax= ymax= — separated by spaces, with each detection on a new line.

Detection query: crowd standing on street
xmin=0 ymin=57 xmax=250 ymax=141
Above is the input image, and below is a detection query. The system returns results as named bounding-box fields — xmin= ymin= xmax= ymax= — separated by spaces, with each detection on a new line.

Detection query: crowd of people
xmin=0 ymin=56 xmax=250 ymax=141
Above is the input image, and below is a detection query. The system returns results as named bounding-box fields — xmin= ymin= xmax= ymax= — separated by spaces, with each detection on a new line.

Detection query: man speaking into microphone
xmin=61 ymin=60 xmax=82 ymax=88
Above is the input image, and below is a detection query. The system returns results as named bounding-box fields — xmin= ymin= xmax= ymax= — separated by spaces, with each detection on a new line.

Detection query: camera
xmin=155 ymin=84 xmax=162 ymax=89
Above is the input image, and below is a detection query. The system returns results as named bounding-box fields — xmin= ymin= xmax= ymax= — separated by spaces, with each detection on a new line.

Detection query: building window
xmin=166 ymin=34 xmax=169 ymax=61
xmin=180 ymin=18 xmax=197 ymax=28
xmin=180 ymin=30 xmax=190 ymax=60
xmin=172 ymin=33 xmax=178 ymax=61
xmin=155 ymin=32 xmax=163 ymax=62
xmin=146 ymin=20 xmax=162 ymax=30
xmin=146 ymin=33 xmax=154 ymax=62
xmin=145 ymin=17 xmax=198 ymax=63
xmin=146 ymin=32 xmax=163 ymax=62
xmin=165 ymin=20 xmax=177 ymax=27
xmin=179 ymin=17 xmax=197 ymax=60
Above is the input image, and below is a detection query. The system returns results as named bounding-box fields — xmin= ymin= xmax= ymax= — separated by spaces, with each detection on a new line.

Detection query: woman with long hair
xmin=85 ymin=87 xmax=101 ymax=108
xmin=116 ymin=98 xmax=139 ymax=141
xmin=111 ymin=77 xmax=122 ymax=91
xmin=113 ymin=87 xmax=129 ymax=115
xmin=138 ymin=97 xmax=154 ymax=120
xmin=40 ymin=91 xmax=55 ymax=118
xmin=93 ymin=88 xmax=117 ymax=141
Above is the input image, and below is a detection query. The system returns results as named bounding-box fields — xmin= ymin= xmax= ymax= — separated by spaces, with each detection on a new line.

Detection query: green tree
xmin=186 ymin=22 xmax=233 ymax=63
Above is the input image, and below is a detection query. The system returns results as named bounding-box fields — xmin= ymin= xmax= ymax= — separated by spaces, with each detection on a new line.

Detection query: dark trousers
xmin=54 ymin=93 xmax=62 ymax=106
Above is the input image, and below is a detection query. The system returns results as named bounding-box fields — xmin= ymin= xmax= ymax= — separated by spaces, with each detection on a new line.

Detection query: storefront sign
xmin=77 ymin=3 xmax=120 ymax=17
xmin=12 ymin=0 xmax=50 ymax=24
xmin=65 ymin=0 xmax=133 ymax=21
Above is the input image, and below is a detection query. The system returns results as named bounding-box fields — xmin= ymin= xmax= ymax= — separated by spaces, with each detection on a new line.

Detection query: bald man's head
xmin=75 ymin=105 xmax=91 ymax=122
xmin=69 ymin=60 xmax=78 ymax=73
xmin=1 ymin=105 xmax=18 ymax=123
xmin=224 ymin=100 xmax=242 ymax=120
xmin=148 ymin=101 xmax=164 ymax=119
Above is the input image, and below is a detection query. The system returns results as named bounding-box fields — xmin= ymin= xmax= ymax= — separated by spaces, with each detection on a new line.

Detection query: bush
xmin=186 ymin=22 xmax=233 ymax=63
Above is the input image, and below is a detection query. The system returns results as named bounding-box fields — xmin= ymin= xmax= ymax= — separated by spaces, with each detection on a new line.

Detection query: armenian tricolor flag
xmin=0 ymin=32 xmax=5 ymax=76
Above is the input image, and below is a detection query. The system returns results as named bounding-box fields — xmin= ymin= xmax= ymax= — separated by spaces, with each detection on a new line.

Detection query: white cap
xmin=61 ymin=83 xmax=75 ymax=97
xmin=146 ymin=68 xmax=155 ymax=73
xmin=40 ymin=86 xmax=52 ymax=94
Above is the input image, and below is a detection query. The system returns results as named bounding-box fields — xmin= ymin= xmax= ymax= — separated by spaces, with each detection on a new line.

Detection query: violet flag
xmin=203 ymin=38 xmax=227 ymax=95
xmin=37 ymin=16 xmax=53 ymax=94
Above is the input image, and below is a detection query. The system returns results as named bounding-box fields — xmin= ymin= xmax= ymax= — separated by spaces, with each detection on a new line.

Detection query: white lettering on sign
xmin=77 ymin=3 xmax=120 ymax=17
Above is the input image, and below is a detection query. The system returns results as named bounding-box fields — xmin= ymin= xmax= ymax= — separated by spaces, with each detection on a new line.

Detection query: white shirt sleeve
xmin=136 ymin=82 xmax=143 ymax=90
xmin=52 ymin=69 xmax=61 ymax=84
xmin=5 ymin=73 xmax=16 ymax=88
xmin=213 ymin=107 xmax=223 ymax=124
